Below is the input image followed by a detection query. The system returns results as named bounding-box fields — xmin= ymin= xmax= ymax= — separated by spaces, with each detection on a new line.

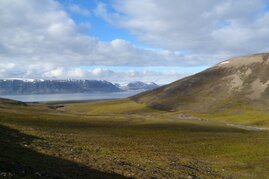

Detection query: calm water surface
xmin=0 ymin=90 xmax=144 ymax=102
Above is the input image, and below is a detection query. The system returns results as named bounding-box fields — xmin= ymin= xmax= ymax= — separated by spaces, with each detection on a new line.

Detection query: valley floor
xmin=0 ymin=99 xmax=268 ymax=178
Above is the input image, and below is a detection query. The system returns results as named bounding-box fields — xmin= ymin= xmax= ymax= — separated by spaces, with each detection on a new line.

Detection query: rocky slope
xmin=132 ymin=53 xmax=269 ymax=112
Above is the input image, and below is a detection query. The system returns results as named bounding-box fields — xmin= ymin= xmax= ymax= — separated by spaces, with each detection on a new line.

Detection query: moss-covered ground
xmin=0 ymin=99 xmax=268 ymax=178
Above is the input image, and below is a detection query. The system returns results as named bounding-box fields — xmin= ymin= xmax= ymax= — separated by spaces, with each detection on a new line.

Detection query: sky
xmin=0 ymin=0 xmax=269 ymax=84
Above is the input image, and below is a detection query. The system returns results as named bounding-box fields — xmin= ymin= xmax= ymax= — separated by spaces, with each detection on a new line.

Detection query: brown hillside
xmin=132 ymin=53 xmax=269 ymax=112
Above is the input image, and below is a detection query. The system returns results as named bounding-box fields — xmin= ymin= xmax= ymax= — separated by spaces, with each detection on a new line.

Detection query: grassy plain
xmin=0 ymin=98 xmax=268 ymax=178
xmin=193 ymin=107 xmax=269 ymax=127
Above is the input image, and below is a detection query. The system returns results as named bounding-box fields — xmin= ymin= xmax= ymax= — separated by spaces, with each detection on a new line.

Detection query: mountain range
xmin=0 ymin=80 xmax=121 ymax=95
xmin=0 ymin=79 xmax=158 ymax=95
xmin=123 ymin=81 xmax=158 ymax=91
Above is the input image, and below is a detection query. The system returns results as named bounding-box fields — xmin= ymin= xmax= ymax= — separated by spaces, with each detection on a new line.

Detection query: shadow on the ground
xmin=0 ymin=124 xmax=127 ymax=178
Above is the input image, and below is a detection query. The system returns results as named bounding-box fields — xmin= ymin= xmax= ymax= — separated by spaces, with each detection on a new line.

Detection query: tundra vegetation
xmin=0 ymin=98 xmax=268 ymax=178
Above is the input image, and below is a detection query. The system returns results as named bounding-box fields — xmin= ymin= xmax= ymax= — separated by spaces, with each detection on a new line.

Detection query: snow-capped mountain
xmin=0 ymin=79 xmax=121 ymax=95
xmin=123 ymin=81 xmax=159 ymax=91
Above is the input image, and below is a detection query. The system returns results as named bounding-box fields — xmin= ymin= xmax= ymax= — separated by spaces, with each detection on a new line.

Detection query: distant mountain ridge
xmin=123 ymin=81 xmax=159 ymax=91
xmin=132 ymin=52 xmax=269 ymax=112
xmin=0 ymin=79 xmax=121 ymax=95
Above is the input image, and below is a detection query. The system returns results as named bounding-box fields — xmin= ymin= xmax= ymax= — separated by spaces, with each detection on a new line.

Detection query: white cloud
xmin=44 ymin=68 xmax=64 ymax=78
xmin=85 ymin=68 xmax=188 ymax=85
xmin=0 ymin=0 xmax=192 ymax=69
xmin=96 ymin=0 xmax=269 ymax=55
xmin=0 ymin=63 xmax=16 ymax=76
xmin=91 ymin=68 xmax=112 ymax=76
xmin=0 ymin=64 xmax=186 ymax=84
xmin=67 ymin=4 xmax=91 ymax=16
xmin=2 ymin=0 xmax=268 ymax=83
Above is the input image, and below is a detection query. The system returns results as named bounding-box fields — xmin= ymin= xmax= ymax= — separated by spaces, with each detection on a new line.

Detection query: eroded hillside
xmin=132 ymin=53 xmax=269 ymax=113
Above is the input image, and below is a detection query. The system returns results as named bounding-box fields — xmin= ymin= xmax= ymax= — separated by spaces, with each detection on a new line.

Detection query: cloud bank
xmin=1 ymin=0 xmax=269 ymax=83
xmin=96 ymin=0 xmax=269 ymax=55
xmin=0 ymin=0 xmax=188 ymax=67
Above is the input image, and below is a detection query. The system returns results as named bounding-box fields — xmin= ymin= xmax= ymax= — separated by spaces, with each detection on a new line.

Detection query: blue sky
xmin=60 ymin=0 xmax=269 ymax=48
xmin=59 ymin=0 xmax=138 ymax=42
xmin=56 ymin=0 xmax=209 ymax=80
xmin=1 ymin=0 xmax=269 ymax=84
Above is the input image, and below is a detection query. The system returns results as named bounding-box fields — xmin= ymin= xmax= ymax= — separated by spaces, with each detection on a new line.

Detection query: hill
xmin=132 ymin=53 xmax=269 ymax=113
xmin=0 ymin=98 xmax=26 ymax=106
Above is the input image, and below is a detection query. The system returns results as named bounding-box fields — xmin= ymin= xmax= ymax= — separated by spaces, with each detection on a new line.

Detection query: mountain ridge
xmin=132 ymin=52 xmax=269 ymax=112
xmin=0 ymin=79 xmax=121 ymax=95
xmin=122 ymin=81 xmax=158 ymax=91
xmin=0 ymin=79 xmax=160 ymax=95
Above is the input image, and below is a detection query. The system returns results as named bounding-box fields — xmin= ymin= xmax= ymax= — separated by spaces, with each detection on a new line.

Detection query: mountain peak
xmin=216 ymin=52 xmax=269 ymax=69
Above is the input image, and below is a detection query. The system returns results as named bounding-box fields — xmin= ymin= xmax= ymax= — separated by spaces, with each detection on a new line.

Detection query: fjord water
xmin=0 ymin=90 xmax=143 ymax=102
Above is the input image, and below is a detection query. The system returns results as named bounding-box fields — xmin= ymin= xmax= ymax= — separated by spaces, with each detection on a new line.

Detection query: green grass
xmin=0 ymin=99 xmax=268 ymax=178
xmin=65 ymin=99 xmax=158 ymax=115
xmin=191 ymin=105 xmax=269 ymax=127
